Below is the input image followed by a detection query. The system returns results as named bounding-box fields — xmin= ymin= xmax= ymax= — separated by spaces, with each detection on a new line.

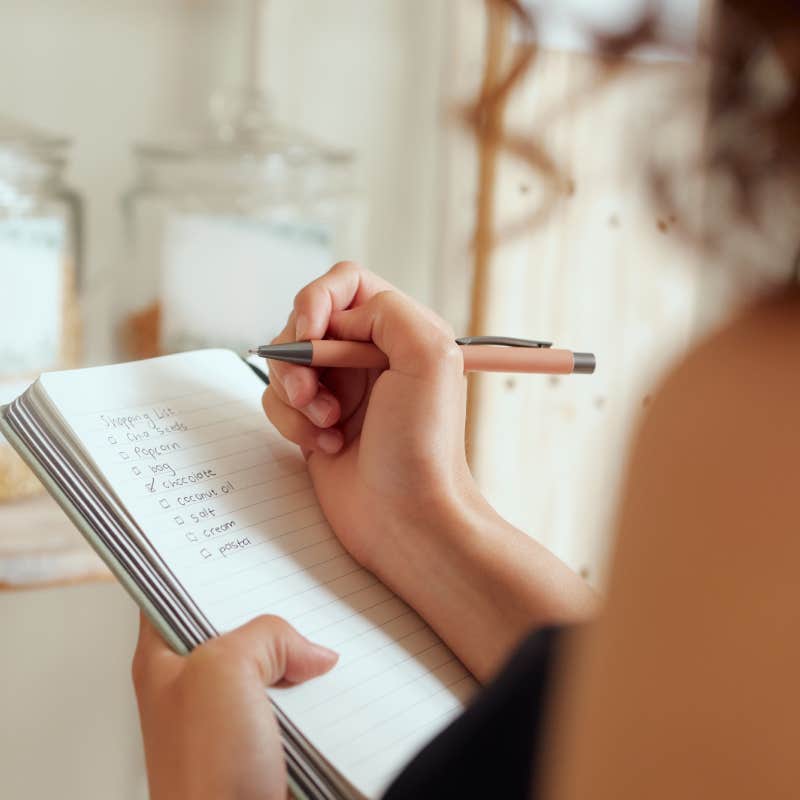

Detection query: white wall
xmin=0 ymin=583 xmax=145 ymax=799
xmin=0 ymin=2 xmax=447 ymax=797
xmin=263 ymin=0 xmax=447 ymax=302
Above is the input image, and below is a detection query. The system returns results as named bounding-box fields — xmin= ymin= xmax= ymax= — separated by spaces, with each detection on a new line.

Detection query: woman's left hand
xmin=132 ymin=612 xmax=338 ymax=800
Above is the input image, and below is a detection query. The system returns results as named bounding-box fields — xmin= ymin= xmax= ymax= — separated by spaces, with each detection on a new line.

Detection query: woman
xmin=132 ymin=3 xmax=800 ymax=797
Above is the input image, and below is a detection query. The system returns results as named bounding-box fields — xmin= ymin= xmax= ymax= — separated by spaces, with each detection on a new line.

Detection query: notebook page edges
xmin=39 ymin=348 xmax=477 ymax=798
xmin=16 ymin=381 xmax=210 ymax=647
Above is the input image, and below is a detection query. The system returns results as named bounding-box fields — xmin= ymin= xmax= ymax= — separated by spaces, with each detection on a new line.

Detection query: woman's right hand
xmin=261 ymin=262 xmax=482 ymax=579
xmin=262 ymin=263 xmax=596 ymax=682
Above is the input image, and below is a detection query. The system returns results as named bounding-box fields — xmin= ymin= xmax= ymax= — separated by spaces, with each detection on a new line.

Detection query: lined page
xmin=41 ymin=349 xmax=477 ymax=798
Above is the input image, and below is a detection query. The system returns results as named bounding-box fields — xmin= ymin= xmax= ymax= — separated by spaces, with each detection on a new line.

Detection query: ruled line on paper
xmin=163 ymin=408 xmax=263 ymax=434
xmin=339 ymin=676 xmax=474 ymax=768
xmin=274 ymin=575 xmax=382 ymax=624
xmin=164 ymin=523 xmax=332 ymax=573
xmin=209 ymin=550 xmax=357 ymax=607
xmin=107 ymin=426 xmax=270 ymax=465
xmin=193 ymin=530 xmax=341 ymax=587
xmin=313 ymin=651 xmax=458 ymax=735
xmin=221 ymin=568 xmax=378 ymax=630
xmin=147 ymin=485 xmax=316 ymax=529
xmin=136 ymin=463 xmax=308 ymax=501
xmin=138 ymin=472 xmax=312 ymax=516
xmin=84 ymin=397 xmax=256 ymax=433
xmin=285 ymin=622 xmax=436 ymax=715
xmin=294 ymin=586 xmax=396 ymax=634
xmin=70 ymin=386 xmax=214 ymax=417
xmin=296 ymin=628 xmax=443 ymax=712
xmin=115 ymin=449 xmax=295 ymax=489
xmin=179 ymin=444 xmax=295 ymax=472
xmin=347 ymin=704 xmax=462 ymax=779
xmin=173 ymin=513 xmax=326 ymax=556
xmin=322 ymin=609 xmax=417 ymax=649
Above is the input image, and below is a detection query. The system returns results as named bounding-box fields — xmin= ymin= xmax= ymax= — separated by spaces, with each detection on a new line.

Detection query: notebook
xmin=0 ymin=349 xmax=478 ymax=800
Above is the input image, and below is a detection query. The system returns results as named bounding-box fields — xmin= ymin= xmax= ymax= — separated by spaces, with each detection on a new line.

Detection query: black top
xmin=383 ymin=627 xmax=562 ymax=800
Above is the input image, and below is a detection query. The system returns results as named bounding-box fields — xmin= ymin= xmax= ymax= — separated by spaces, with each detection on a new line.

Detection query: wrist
xmin=363 ymin=479 xmax=496 ymax=595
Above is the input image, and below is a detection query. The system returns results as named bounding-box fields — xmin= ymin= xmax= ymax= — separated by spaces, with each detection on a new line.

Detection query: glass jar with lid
xmin=121 ymin=92 xmax=362 ymax=359
xmin=0 ymin=116 xmax=83 ymax=499
xmin=0 ymin=116 xmax=82 ymax=378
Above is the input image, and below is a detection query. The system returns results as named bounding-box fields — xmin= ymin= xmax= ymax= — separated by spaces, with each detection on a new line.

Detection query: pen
xmin=250 ymin=336 xmax=596 ymax=375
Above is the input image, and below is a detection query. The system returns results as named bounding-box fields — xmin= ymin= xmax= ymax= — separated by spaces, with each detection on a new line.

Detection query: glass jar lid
xmin=132 ymin=91 xmax=354 ymax=199
xmin=0 ymin=117 xmax=71 ymax=209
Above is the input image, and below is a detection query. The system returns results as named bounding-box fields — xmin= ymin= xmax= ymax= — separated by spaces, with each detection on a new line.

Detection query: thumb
xmin=221 ymin=615 xmax=339 ymax=686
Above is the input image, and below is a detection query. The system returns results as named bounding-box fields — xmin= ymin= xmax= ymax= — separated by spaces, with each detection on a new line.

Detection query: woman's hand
xmin=261 ymin=261 xmax=478 ymax=576
xmin=132 ymin=613 xmax=337 ymax=800
xmin=262 ymin=263 xmax=596 ymax=682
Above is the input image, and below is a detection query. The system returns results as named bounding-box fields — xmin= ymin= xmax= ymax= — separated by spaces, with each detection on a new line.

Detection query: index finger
xmin=293 ymin=262 xmax=392 ymax=341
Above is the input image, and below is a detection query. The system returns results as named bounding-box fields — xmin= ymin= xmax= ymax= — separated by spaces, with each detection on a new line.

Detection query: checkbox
xmin=174 ymin=515 xmax=184 ymax=526
xmin=119 ymin=451 xmax=129 ymax=460
xmin=185 ymin=532 xmax=198 ymax=543
xmin=107 ymin=436 xmax=117 ymax=445
xmin=159 ymin=498 xmax=170 ymax=509
xmin=200 ymin=548 xmax=212 ymax=559
xmin=131 ymin=466 xmax=141 ymax=476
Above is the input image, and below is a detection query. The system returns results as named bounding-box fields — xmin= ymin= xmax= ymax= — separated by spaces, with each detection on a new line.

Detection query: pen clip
xmin=454 ymin=336 xmax=553 ymax=349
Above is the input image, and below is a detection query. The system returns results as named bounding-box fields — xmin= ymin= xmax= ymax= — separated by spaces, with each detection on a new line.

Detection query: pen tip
xmin=247 ymin=349 xmax=259 ymax=355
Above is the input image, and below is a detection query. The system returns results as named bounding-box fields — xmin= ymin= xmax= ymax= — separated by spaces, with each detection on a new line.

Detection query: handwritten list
xmin=39 ymin=349 xmax=477 ymax=798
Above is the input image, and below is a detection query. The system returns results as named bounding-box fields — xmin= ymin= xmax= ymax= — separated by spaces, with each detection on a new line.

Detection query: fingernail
xmin=307 ymin=395 xmax=333 ymax=426
xmin=310 ymin=642 xmax=339 ymax=664
xmin=316 ymin=429 xmax=343 ymax=454
xmin=295 ymin=313 xmax=310 ymax=341
xmin=283 ymin=372 xmax=303 ymax=406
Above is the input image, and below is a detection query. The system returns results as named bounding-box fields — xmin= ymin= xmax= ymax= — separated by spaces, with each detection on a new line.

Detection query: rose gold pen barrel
xmin=460 ymin=345 xmax=577 ymax=373
xmin=309 ymin=340 xmax=594 ymax=374
xmin=311 ymin=339 xmax=390 ymax=369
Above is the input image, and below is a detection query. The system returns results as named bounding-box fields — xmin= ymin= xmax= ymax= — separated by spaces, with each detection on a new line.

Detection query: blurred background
xmin=4 ymin=0 xmax=790 ymax=797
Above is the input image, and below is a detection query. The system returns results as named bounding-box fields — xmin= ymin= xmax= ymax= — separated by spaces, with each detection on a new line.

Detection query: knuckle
xmin=419 ymin=332 xmax=462 ymax=372
xmin=329 ymin=260 xmax=360 ymax=277
xmin=258 ymin=613 xmax=289 ymax=635
xmin=293 ymin=283 xmax=316 ymax=312
xmin=254 ymin=615 xmax=290 ymax=681
xmin=262 ymin=391 xmax=314 ymax=447
xmin=372 ymin=289 xmax=399 ymax=313
xmin=436 ymin=317 xmax=456 ymax=339
xmin=429 ymin=331 xmax=459 ymax=360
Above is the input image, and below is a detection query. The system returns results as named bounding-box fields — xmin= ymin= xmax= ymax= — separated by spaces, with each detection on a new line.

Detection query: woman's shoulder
xmin=621 ymin=285 xmax=800 ymax=553
xmin=544 ymin=287 xmax=800 ymax=800
xmin=646 ymin=286 xmax=800 ymax=446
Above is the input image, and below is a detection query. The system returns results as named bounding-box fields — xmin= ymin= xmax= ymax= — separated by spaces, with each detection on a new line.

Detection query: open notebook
xmin=0 ymin=349 xmax=477 ymax=800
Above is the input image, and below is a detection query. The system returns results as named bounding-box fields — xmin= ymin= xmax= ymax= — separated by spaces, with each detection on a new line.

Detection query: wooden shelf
xmin=0 ymin=492 xmax=110 ymax=590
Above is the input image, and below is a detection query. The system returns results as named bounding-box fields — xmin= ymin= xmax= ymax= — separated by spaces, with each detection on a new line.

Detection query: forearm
xmin=370 ymin=494 xmax=598 ymax=683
